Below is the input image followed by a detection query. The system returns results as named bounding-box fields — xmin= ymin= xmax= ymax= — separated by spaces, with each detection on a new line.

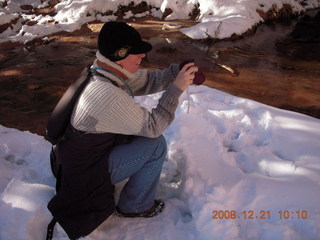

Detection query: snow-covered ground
xmin=1 ymin=0 xmax=320 ymax=239
xmin=1 ymin=86 xmax=320 ymax=240
xmin=1 ymin=0 xmax=320 ymax=43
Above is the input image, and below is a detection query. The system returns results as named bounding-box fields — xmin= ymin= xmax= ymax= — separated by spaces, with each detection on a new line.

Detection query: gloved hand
xmin=179 ymin=59 xmax=206 ymax=85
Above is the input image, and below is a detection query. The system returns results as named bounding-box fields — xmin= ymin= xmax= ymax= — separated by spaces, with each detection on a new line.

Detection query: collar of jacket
xmin=96 ymin=60 xmax=128 ymax=81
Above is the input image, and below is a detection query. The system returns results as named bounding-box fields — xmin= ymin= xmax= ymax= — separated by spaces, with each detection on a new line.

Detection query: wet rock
xmin=20 ymin=5 xmax=33 ymax=11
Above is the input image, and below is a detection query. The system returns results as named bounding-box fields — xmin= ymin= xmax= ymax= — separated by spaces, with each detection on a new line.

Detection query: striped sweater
xmin=71 ymin=53 xmax=182 ymax=138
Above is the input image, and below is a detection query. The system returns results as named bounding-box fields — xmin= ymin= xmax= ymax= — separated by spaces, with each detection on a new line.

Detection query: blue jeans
xmin=108 ymin=135 xmax=167 ymax=213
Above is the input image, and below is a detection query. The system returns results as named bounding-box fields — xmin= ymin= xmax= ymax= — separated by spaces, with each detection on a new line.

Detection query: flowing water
xmin=0 ymin=10 xmax=319 ymax=135
xmin=143 ymin=9 xmax=320 ymax=117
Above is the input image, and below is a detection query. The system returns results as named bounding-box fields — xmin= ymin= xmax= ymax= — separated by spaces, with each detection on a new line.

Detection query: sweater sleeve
xmin=94 ymin=83 xmax=183 ymax=138
xmin=128 ymin=64 xmax=180 ymax=96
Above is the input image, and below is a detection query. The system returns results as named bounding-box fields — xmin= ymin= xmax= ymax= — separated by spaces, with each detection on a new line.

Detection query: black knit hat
xmin=98 ymin=21 xmax=152 ymax=61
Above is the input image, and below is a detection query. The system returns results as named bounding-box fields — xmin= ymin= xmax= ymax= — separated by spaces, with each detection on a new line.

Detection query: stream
xmin=144 ymin=9 xmax=320 ymax=117
xmin=0 ymin=9 xmax=319 ymax=135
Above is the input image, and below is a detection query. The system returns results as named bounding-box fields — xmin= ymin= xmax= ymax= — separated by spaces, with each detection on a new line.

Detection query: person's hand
xmin=173 ymin=62 xmax=198 ymax=91
xmin=178 ymin=59 xmax=206 ymax=86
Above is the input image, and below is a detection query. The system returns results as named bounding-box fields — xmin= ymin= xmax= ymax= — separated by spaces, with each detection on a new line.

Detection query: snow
xmin=1 ymin=85 xmax=320 ymax=240
xmin=1 ymin=0 xmax=320 ymax=239
xmin=1 ymin=0 xmax=320 ymax=43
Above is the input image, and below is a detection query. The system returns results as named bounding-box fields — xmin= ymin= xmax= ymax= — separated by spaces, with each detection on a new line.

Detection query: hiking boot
xmin=115 ymin=199 xmax=165 ymax=218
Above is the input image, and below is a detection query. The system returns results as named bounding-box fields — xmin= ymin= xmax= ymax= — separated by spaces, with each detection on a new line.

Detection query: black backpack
xmin=46 ymin=66 xmax=92 ymax=240
xmin=46 ymin=66 xmax=92 ymax=145
xmin=45 ymin=65 xmax=120 ymax=239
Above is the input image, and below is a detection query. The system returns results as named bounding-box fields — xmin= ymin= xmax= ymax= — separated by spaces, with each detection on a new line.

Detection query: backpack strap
xmin=91 ymin=66 xmax=134 ymax=98
xmin=46 ymin=67 xmax=92 ymax=145
xmin=46 ymin=218 xmax=58 ymax=240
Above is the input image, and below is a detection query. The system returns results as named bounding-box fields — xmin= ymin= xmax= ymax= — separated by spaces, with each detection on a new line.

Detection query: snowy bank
xmin=1 ymin=85 xmax=320 ymax=240
xmin=1 ymin=0 xmax=320 ymax=43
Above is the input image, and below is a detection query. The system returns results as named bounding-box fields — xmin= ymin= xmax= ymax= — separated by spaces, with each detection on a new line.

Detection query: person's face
xmin=116 ymin=53 xmax=146 ymax=73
